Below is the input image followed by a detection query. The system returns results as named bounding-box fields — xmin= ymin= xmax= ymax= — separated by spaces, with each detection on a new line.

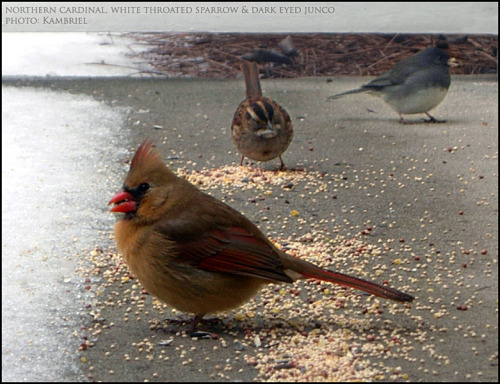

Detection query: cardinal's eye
xmin=138 ymin=183 xmax=150 ymax=193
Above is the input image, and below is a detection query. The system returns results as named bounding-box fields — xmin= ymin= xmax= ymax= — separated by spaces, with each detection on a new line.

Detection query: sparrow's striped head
xmin=246 ymin=99 xmax=278 ymax=136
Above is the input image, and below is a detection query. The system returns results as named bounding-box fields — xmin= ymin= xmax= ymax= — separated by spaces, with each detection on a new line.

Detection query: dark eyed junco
xmin=328 ymin=43 xmax=452 ymax=124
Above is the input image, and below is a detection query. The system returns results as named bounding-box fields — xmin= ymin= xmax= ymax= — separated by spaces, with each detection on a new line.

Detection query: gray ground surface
xmin=2 ymin=75 xmax=497 ymax=381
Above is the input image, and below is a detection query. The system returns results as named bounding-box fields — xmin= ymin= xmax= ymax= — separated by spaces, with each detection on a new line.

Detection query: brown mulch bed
xmin=126 ymin=33 xmax=497 ymax=78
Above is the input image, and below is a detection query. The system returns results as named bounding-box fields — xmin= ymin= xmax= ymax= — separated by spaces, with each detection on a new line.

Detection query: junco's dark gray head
xmin=413 ymin=47 xmax=450 ymax=67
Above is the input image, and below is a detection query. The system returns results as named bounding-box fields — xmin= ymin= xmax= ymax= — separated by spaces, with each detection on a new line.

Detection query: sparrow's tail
xmin=241 ymin=60 xmax=262 ymax=98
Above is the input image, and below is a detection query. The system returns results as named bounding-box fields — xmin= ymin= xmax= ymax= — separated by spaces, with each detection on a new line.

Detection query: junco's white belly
xmin=384 ymin=85 xmax=448 ymax=115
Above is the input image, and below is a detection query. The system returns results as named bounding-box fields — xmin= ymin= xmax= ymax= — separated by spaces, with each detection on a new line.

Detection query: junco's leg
xmin=424 ymin=112 xmax=446 ymax=123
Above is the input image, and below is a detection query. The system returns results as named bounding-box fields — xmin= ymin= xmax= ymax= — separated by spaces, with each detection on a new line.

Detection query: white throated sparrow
xmin=231 ymin=60 xmax=293 ymax=170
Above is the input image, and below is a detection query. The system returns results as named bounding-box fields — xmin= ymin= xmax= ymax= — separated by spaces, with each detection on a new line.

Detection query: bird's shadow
xmin=338 ymin=115 xmax=458 ymax=125
xmin=155 ymin=309 xmax=416 ymax=342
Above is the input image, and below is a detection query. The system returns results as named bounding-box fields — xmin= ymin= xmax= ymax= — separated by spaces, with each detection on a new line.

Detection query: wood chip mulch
xmin=125 ymin=33 xmax=497 ymax=78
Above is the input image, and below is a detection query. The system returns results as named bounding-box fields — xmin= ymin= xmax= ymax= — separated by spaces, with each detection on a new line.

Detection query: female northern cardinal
xmin=109 ymin=140 xmax=413 ymax=330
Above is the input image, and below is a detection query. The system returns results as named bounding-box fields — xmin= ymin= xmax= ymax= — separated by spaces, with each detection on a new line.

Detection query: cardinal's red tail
xmin=302 ymin=268 xmax=414 ymax=303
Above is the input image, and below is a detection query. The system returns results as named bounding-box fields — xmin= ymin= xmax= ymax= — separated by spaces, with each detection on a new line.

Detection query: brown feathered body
xmin=231 ymin=60 xmax=293 ymax=170
xmin=109 ymin=141 xmax=413 ymax=323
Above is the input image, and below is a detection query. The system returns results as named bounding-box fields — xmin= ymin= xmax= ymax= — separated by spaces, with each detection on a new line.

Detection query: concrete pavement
xmin=2 ymin=74 xmax=497 ymax=381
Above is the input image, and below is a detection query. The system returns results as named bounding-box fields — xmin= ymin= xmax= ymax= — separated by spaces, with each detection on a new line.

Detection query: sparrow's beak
xmin=267 ymin=120 xmax=275 ymax=132
xmin=257 ymin=120 xmax=276 ymax=139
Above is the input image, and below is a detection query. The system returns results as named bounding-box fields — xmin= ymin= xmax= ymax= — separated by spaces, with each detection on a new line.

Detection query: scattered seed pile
xmin=77 ymin=164 xmax=463 ymax=382
xmin=126 ymin=33 xmax=497 ymax=78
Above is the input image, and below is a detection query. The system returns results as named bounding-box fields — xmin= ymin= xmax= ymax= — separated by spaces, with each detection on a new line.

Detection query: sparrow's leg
xmin=279 ymin=156 xmax=286 ymax=171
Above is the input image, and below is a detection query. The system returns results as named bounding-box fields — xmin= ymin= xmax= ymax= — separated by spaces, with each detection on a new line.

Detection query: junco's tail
xmin=328 ymin=87 xmax=367 ymax=101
